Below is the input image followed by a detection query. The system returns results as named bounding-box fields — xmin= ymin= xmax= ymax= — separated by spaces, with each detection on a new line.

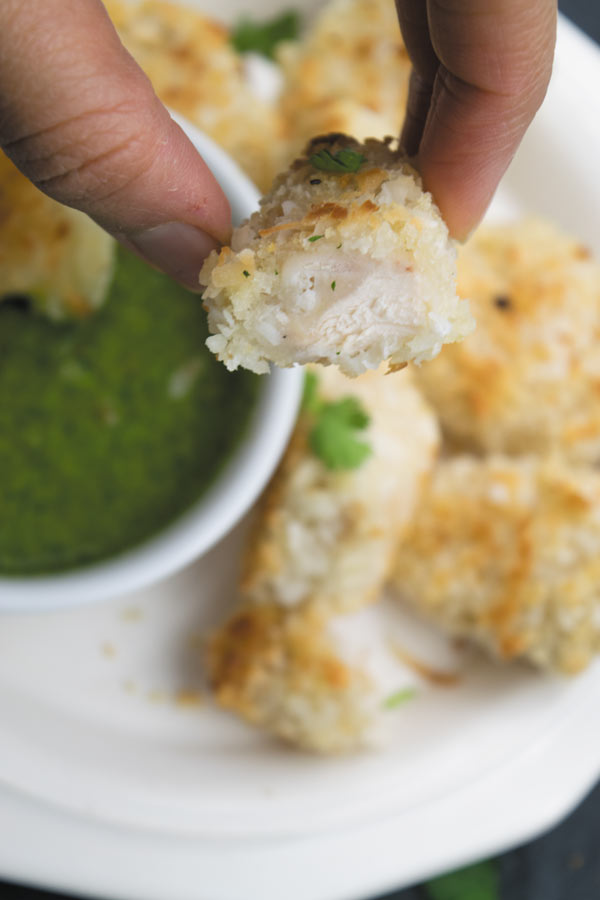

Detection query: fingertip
xmin=117 ymin=222 xmax=220 ymax=292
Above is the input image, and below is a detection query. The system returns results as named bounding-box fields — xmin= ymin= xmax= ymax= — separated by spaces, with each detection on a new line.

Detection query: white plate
xmin=1 ymin=12 xmax=599 ymax=900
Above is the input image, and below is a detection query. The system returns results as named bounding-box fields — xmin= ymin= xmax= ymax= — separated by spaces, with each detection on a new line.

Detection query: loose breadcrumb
xmin=200 ymin=135 xmax=473 ymax=377
xmin=392 ymin=455 xmax=600 ymax=674
xmin=415 ymin=218 xmax=600 ymax=463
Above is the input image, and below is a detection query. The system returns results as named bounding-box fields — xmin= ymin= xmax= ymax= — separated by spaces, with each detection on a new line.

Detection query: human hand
xmin=396 ymin=0 xmax=557 ymax=239
xmin=0 ymin=0 xmax=231 ymax=290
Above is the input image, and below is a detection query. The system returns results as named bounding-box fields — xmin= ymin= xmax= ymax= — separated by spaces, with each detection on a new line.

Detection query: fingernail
xmin=121 ymin=222 xmax=220 ymax=291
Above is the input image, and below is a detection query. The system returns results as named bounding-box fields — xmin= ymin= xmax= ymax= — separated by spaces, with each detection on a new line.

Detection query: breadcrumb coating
xmin=207 ymin=602 xmax=377 ymax=753
xmin=200 ymin=135 xmax=473 ymax=377
xmin=278 ymin=0 xmax=411 ymax=158
xmin=104 ymin=0 xmax=285 ymax=191
xmin=415 ymin=218 xmax=600 ymax=463
xmin=242 ymin=365 xmax=439 ymax=612
xmin=392 ymin=455 xmax=600 ymax=674
xmin=0 ymin=152 xmax=114 ymax=319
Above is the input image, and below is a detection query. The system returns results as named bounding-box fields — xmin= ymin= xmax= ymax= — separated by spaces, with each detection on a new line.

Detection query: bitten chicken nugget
xmin=242 ymin=365 xmax=439 ymax=612
xmin=200 ymin=135 xmax=473 ymax=377
xmin=415 ymin=218 xmax=600 ymax=463
xmin=392 ymin=454 xmax=600 ymax=674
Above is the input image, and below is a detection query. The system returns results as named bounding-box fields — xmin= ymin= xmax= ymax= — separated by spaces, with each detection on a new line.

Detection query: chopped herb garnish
xmin=274 ymin=270 xmax=279 ymax=275
xmin=230 ymin=10 xmax=300 ymax=60
xmin=331 ymin=280 xmax=336 ymax=291
xmin=383 ymin=687 xmax=416 ymax=710
xmin=336 ymin=243 xmax=342 ymax=249
xmin=302 ymin=372 xmax=371 ymax=470
xmin=308 ymin=235 xmax=324 ymax=243
xmin=425 ymin=861 xmax=499 ymax=900
xmin=243 ymin=270 xmax=250 ymax=278
xmin=309 ymin=147 xmax=366 ymax=174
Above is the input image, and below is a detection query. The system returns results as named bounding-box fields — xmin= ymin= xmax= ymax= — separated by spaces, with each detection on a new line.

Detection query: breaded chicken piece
xmin=415 ymin=218 xmax=600 ymax=463
xmin=207 ymin=602 xmax=378 ymax=753
xmin=105 ymin=0 xmax=285 ymax=191
xmin=242 ymin=365 xmax=439 ymax=613
xmin=392 ymin=455 xmax=600 ymax=674
xmin=0 ymin=152 xmax=114 ymax=319
xmin=208 ymin=366 xmax=434 ymax=751
xmin=200 ymin=135 xmax=473 ymax=377
xmin=278 ymin=0 xmax=411 ymax=159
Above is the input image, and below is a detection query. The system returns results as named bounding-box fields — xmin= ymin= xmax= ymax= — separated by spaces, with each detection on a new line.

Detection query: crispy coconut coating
xmin=278 ymin=0 xmax=411 ymax=158
xmin=393 ymin=455 xmax=600 ymax=674
xmin=415 ymin=218 xmax=600 ymax=463
xmin=200 ymin=135 xmax=473 ymax=377
xmin=242 ymin=365 xmax=439 ymax=612
xmin=104 ymin=0 xmax=285 ymax=191
xmin=207 ymin=601 xmax=378 ymax=753
xmin=0 ymin=152 xmax=114 ymax=319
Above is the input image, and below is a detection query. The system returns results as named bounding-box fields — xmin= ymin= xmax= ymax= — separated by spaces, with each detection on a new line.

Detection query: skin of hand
xmin=396 ymin=0 xmax=557 ymax=240
xmin=0 ymin=0 xmax=231 ymax=290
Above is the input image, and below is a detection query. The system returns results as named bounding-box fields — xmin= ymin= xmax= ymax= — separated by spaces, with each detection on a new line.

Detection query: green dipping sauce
xmin=0 ymin=246 xmax=260 ymax=575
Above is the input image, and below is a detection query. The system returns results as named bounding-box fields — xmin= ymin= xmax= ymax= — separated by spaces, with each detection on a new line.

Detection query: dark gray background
xmin=1 ymin=2 xmax=598 ymax=898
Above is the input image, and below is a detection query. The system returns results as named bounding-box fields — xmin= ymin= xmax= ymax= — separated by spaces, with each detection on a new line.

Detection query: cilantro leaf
xmin=382 ymin=687 xmax=416 ymax=709
xmin=230 ymin=10 xmax=300 ymax=60
xmin=425 ymin=861 xmax=499 ymax=900
xmin=309 ymin=397 xmax=371 ymax=470
xmin=309 ymin=148 xmax=366 ymax=174
xmin=329 ymin=396 xmax=370 ymax=430
xmin=302 ymin=372 xmax=372 ymax=470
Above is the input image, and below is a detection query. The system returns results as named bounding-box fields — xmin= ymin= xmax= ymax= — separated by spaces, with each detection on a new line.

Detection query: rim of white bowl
xmin=0 ymin=115 xmax=304 ymax=611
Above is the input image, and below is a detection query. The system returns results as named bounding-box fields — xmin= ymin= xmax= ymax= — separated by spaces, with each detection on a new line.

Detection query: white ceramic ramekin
xmin=0 ymin=116 xmax=303 ymax=611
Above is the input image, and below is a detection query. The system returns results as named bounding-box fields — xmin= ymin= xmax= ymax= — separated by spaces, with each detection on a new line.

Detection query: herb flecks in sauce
xmin=0 ymin=247 xmax=259 ymax=574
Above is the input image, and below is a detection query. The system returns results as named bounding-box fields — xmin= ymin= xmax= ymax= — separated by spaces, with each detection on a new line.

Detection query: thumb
xmin=0 ymin=0 xmax=231 ymax=289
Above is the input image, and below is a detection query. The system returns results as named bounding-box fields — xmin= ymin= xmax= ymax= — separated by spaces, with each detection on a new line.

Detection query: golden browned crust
xmin=393 ymin=455 xmax=600 ymax=674
xmin=415 ymin=218 xmax=600 ymax=463
xmin=207 ymin=601 xmax=376 ymax=752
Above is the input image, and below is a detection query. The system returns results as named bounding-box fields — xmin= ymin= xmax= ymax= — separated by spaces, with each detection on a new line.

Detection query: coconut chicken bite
xmin=415 ymin=218 xmax=600 ymax=463
xmin=241 ymin=365 xmax=439 ymax=613
xmin=0 ymin=152 xmax=114 ymax=319
xmin=206 ymin=365 xmax=437 ymax=751
xmin=278 ymin=0 xmax=412 ymax=158
xmin=393 ymin=454 xmax=600 ymax=675
xmin=200 ymin=135 xmax=474 ymax=377
xmin=207 ymin=601 xmax=379 ymax=753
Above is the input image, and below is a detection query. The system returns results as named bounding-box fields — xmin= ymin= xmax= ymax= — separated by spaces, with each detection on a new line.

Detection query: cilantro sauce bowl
xmin=0 ymin=116 xmax=303 ymax=611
